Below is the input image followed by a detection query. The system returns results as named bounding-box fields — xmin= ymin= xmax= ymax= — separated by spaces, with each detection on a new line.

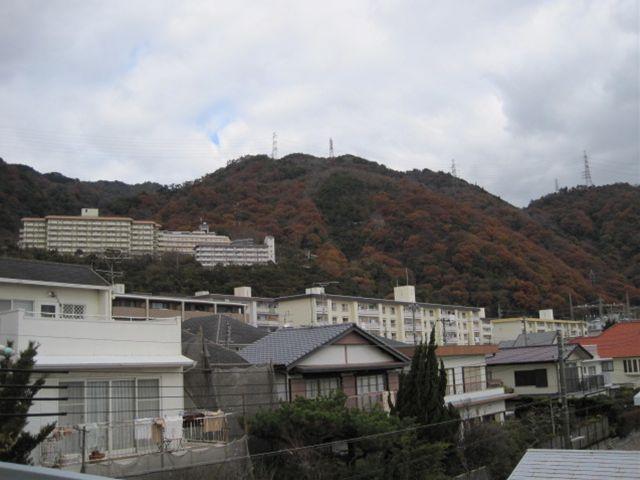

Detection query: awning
xmin=35 ymin=355 xmax=195 ymax=369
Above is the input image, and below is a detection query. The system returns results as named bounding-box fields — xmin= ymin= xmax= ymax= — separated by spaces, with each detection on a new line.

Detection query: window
xmin=62 ymin=303 xmax=86 ymax=319
xmin=342 ymin=304 xmax=348 ymax=312
xmin=514 ymin=369 xmax=548 ymax=388
xmin=390 ymin=307 xmax=395 ymax=314
xmin=40 ymin=304 xmax=57 ymax=318
xmin=137 ymin=379 xmax=160 ymax=418
xmin=0 ymin=299 xmax=11 ymax=312
xmin=601 ymin=361 xmax=614 ymax=372
xmin=445 ymin=368 xmax=456 ymax=395
xmin=342 ymin=317 xmax=349 ymax=323
xmin=462 ymin=366 xmax=484 ymax=393
xmin=624 ymin=359 xmax=640 ymax=373
xmin=357 ymin=374 xmax=385 ymax=394
xmin=13 ymin=300 xmax=34 ymax=315
xmin=305 ymin=377 xmax=340 ymax=399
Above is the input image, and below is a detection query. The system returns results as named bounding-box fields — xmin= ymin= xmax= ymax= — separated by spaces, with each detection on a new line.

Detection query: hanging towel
xmin=134 ymin=418 xmax=154 ymax=442
xmin=203 ymin=411 xmax=226 ymax=433
xmin=152 ymin=418 xmax=165 ymax=444
xmin=163 ymin=416 xmax=183 ymax=441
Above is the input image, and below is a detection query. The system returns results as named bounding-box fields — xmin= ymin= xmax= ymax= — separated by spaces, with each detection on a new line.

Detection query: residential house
xmin=276 ymin=285 xmax=488 ymax=345
xmin=0 ymin=258 xmax=202 ymax=469
xmin=238 ymin=324 xmax=410 ymax=410
xmin=491 ymin=309 xmax=587 ymax=344
xmin=486 ymin=343 xmax=601 ymax=397
xmin=392 ymin=343 xmax=513 ymax=423
xmin=182 ymin=314 xmax=268 ymax=351
xmin=572 ymin=321 xmax=640 ymax=388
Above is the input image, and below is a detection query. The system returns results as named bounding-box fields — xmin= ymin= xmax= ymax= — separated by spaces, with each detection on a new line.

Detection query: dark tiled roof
xmin=512 ymin=331 xmax=558 ymax=347
xmin=486 ymin=344 xmax=588 ymax=365
xmin=182 ymin=314 xmax=268 ymax=347
xmin=239 ymin=324 xmax=353 ymax=366
xmin=182 ymin=331 xmax=249 ymax=365
xmin=0 ymin=257 xmax=109 ymax=287
xmin=370 ymin=333 xmax=411 ymax=347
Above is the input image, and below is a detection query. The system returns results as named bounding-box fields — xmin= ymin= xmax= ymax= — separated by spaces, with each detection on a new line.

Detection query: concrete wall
xmin=277 ymin=297 xmax=313 ymax=327
xmin=611 ymin=358 xmax=640 ymax=386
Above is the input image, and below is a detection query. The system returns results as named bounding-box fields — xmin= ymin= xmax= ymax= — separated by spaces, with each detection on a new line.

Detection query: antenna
xmin=271 ymin=132 xmax=278 ymax=160
xmin=329 ymin=138 xmax=334 ymax=159
xmin=555 ymin=178 xmax=559 ymax=192
xmin=451 ymin=159 xmax=457 ymax=177
xmin=582 ymin=151 xmax=593 ymax=187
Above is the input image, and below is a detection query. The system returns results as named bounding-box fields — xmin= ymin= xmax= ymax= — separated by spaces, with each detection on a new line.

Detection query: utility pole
xmin=271 ymin=132 xmax=278 ymax=160
xmin=440 ymin=317 xmax=449 ymax=345
xmin=522 ymin=317 xmax=527 ymax=346
xmin=557 ymin=329 xmax=571 ymax=449
xmin=569 ymin=293 xmax=574 ymax=320
xmin=626 ymin=291 xmax=631 ymax=319
xmin=582 ymin=151 xmax=593 ymax=187
xmin=451 ymin=159 xmax=457 ymax=177
xmin=497 ymin=303 xmax=502 ymax=319
xmin=598 ymin=297 xmax=604 ymax=320
xmin=329 ymin=138 xmax=334 ymax=159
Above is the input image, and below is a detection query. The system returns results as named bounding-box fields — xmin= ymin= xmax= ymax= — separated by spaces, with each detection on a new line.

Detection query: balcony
xmin=40 ymin=413 xmax=231 ymax=469
xmin=0 ymin=309 xmax=182 ymax=361
xmin=346 ymin=391 xmax=395 ymax=412
xmin=567 ymin=375 xmax=605 ymax=394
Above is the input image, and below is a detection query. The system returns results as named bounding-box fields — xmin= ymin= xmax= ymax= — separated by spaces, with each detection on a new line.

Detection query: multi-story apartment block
xmin=193 ymin=286 xmax=280 ymax=329
xmin=158 ymin=222 xmax=232 ymax=254
xmin=19 ymin=208 xmax=159 ymax=255
xmin=491 ymin=309 xmax=587 ymax=344
xmin=195 ymin=236 xmax=276 ymax=267
xmin=275 ymin=285 xmax=487 ymax=345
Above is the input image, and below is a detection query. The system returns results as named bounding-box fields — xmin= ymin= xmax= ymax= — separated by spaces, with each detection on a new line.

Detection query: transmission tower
xmin=555 ymin=178 xmax=559 ymax=192
xmin=582 ymin=150 xmax=593 ymax=187
xmin=451 ymin=159 xmax=457 ymax=177
xmin=271 ymin=132 xmax=278 ymax=160
xmin=329 ymin=138 xmax=334 ymax=159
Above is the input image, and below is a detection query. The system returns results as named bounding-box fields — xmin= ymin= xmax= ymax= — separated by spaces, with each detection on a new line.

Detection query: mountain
xmin=1 ymin=154 xmax=638 ymax=315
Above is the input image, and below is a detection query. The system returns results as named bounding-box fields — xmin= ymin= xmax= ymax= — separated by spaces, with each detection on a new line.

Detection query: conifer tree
xmin=394 ymin=328 xmax=459 ymax=442
xmin=0 ymin=341 xmax=55 ymax=464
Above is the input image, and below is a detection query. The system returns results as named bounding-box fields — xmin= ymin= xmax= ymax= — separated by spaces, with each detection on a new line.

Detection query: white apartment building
xmin=0 ymin=258 xmax=195 ymax=468
xmin=19 ymin=208 xmax=159 ymax=255
xmin=158 ymin=222 xmax=231 ymax=254
xmin=491 ymin=309 xmax=587 ymax=344
xmin=276 ymin=285 xmax=488 ymax=346
xmin=195 ymin=236 xmax=276 ymax=267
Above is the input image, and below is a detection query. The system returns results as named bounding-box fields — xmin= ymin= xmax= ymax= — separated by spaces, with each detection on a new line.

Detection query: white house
xmin=0 ymin=258 xmax=195 ymax=468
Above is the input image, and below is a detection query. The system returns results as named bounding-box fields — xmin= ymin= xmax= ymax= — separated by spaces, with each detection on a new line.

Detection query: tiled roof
xmin=572 ymin=321 xmax=640 ymax=358
xmin=512 ymin=331 xmax=557 ymax=347
xmin=182 ymin=331 xmax=249 ymax=365
xmin=182 ymin=314 xmax=268 ymax=346
xmin=508 ymin=449 xmax=640 ymax=479
xmin=0 ymin=257 xmax=109 ymax=287
xmin=239 ymin=323 xmax=410 ymax=368
xmin=486 ymin=344 xmax=588 ymax=365
xmin=239 ymin=324 xmax=353 ymax=366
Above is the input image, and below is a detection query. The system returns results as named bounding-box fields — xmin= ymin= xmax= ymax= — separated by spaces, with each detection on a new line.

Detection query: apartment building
xmin=275 ymin=285 xmax=487 ymax=345
xmin=158 ymin=222 xmax=232 ymax=254
xmin=0 ymin=258 xmax=198 ymax=468
xmin=193 ymin=286 xmax=280 ymax=329
xmin=19 ymin=208 xmax=159 ymax=255
xmin=195 ymin=236 xmax=276 ymax=267
xmin=491 ymin=309 xmax=587 ymax=344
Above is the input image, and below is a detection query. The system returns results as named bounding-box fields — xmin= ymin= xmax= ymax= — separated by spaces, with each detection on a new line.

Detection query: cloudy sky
xmin=0 ymin=0 xmax=638 ymax=206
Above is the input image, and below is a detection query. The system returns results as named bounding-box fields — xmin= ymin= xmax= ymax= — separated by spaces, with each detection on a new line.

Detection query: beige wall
xmin=488 ymin=363 xmax=560 ymax=395
xmin=277 ymin=297 xmax=314 ymax=326
xmin=296 ymin=344 xmax=396 ymax=366
xmin=611 ymin=358 xmax=640 ymax=387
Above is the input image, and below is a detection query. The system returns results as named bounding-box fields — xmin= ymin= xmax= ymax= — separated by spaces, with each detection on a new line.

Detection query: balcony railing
xmin=346 ymin=391 xmax=396 ymax=412
xmin=567 ymin=375 xmax=605 ymax=394
xmin=445 ymin=380 xmax=489 ymax=396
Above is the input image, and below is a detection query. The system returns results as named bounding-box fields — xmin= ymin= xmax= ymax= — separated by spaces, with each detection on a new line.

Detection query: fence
xmin=346 ymin=391 xmax=395 ymax=412
xmin=539 ymin=416 xmax=609 ymax=450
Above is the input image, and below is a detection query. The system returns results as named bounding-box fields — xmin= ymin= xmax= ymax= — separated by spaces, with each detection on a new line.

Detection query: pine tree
xmin=0 ymin=341 xmax=55 ymax=464
xmin=394 ymin=328 xmax=459 ymax=442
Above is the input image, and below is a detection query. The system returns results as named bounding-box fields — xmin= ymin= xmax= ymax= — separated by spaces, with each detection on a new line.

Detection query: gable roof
xmin=508 ymin=449 xmax=640 ymax=480
xmin=182 ymin=314 xmax=268 ymax=346
xmin=512 ymin=331 xmax=558 ymax=347
xmin=0 ymin=257 xmax=109 ymax=287
xmin=486 ymin=344 xmax=591 ymax=366
xmin=572 ymin=321 xmax=640 ymax=358
xmin=239 ymin=323 xmax=410 ymax=368
xmin=182 ymin=330 xmax=250 ymax=365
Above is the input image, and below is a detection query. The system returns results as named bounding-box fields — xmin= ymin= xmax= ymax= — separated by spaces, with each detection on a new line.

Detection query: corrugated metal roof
xmin=0 ymin=257 xmax=109 ymax=287
xmin=508 ymin=449 xmax=640 ymax=479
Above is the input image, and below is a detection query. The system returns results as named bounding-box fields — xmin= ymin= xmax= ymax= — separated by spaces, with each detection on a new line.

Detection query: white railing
xmin=183 ymin=414 xmax=230 ymax=443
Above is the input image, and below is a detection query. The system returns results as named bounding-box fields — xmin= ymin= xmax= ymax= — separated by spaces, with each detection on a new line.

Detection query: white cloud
xmin=0 ymin=0 xmax=637 ymax=205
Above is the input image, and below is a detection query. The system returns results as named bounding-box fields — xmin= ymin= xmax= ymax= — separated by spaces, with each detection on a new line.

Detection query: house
xmin=486 ymin=343 xmax=602 ymax=397
xmin=572 ymin=321 xmax=640 ymax=387
xmin=238 ymin=323 xmax=410 ymax=410
xmin=508 ymin=449 xmax=640 ymax=480
xmin=0 ymin=258 xmax=204 ymax=469
xmin=392 ymin=342 xmax=513 ymax=423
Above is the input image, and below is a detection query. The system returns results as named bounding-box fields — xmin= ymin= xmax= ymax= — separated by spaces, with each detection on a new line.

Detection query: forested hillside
xmin=1 ymin=154 xmax=638 ymax=315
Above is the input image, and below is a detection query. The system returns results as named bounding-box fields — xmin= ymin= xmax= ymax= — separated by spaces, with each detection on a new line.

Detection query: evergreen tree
xmin=394 ymin=328 xmax=459 ymax=442
xmin=0 ymin=341 xmax=55 ymax=464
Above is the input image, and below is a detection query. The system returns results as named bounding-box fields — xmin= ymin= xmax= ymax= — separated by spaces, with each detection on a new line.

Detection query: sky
xmin=0 ymin=0 xmax=638 ymax=206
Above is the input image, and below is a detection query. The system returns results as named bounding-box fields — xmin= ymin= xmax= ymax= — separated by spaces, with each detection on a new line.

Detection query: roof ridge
xmin=0 ymin=256 xmax=94 ymax=269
